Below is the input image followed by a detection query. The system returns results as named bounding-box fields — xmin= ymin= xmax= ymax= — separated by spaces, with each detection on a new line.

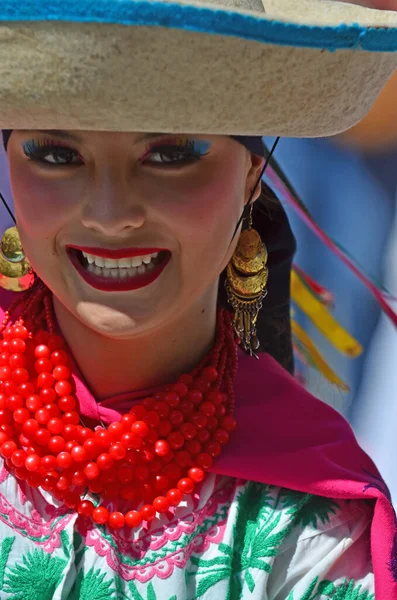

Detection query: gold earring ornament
xmin=0 ymin=226 xmax=33 ymax=291
xmin=225 ymin=207 xmax=268 ymax=357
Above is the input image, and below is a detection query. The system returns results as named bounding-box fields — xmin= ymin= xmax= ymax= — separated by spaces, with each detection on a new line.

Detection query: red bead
xmin=185 ymin=440 xmax=202 ymax=455
xmin=26 ymin=472 xmax=42 ymax=488
xmin=63 ymin=424 xmax=78 ymax=441
xmin=188 ymin=467 xmax=205 ymax=482
xmin=10 ymin=338 xmax=26 ymax=354
xmin=10 ymin=367 xmax=28 ymax=385
xmin=23 ymin=418 xmax=39 ymax=438
xmin=83 ymin=437 xmax=101 ymax=458
xmin=77 ymin=500 xmax=94 ymax=517
xmin=205 ymin=441 xmax=222 ymax=457
xmin=71 ymin=445 xmax=88 ymax=463
xmin=34 ymin=428 xmax=51 ymax=446
xmin=131 ymin=421 xmax=149 ymax=438
xmin=53 ymin=365 xmax=70 ymax=381
xmin=163 ymin=392 xmax=180 ymax=408
xmin=166 ymin=488 xmax=183 ymax=506
xmin=48 ymin=335 xmax=64 ymax=351
xmin=140 ymin=505 xmax=156 ymax=522
xmin=125 ymin=510 xmax=142 ymax=528
xmin=180 ymin=423 xmax=197 ymax=440
xmin=109 ymin=511 xmax=125 ymax=529
xmin=48 ymin=435 xmax=65 ymax=453
xmin=108 ymin=422 xmax=123 ymax=441
xmin=25 ymin=453 xmax=41 ymax=472
xmin=142 ymin=397 xmax=155 ymax=410
xmin=143 ymin=410 xmax=160 ymax=428
xmin=77 ymin=428 xmax=93 ymax=442
xmin=97 ymin=453 xmax=114 ymax=471
xmin=187 ymin=390 xmax=203 ymax=405
xmin=7 ymin=395 xmax=23 ymax=411
xmin=180 ymin=401 xmax=194 ymax=417
xmin=158 ymin=421 xmax=172 ymax=437
xmin=55 ymin=380 xmax=72 ymax=396
xmin=34 ymin=358 xmax=53 ymax=374
xmin=197 ymin=429 xmax=210 ymax=443
xmin=206 ymin=391 xmax=225 ymax=405
xmin=26 ymin=395 xmax=42 ymax=412
xmin=71 ymin=469 xmax=87 ymax=486
xmin=163 ymin=463 xmax=182 ymax=482
xmin=120 ymin=483 xmax=137 ymax=501
xmin=56 ymin=451 xmax=73 ymax=469
xmin=152 ymin=401 xmax=169 ymax=419
xmin=221 ymin=415 xmax=237 ymax=432
xmin=108 ymin=443 xmax=125 ymax=461
xmin=1 ymin=424 xmax=14 ymax=438
xmin=177 ymin=477 xmax=195 ymax=494
xmin=88 ymin=479 xmax=104 ymax=494
xmin=47 ymin=418 xmax=63 ymax=435
xmin=92 ymin=506 xmax=109 ymax=525
xmin=175 ymin=450 xmax=192 ymax=468
xmin=213 ymin=428 xmax=229 ymax=445
xmin=63 ymin=491 xmax=80 ymax=508
xmin=200 ymin=402 xmax=216 ymax=417
xmin=0 ymin=394 xmax=6 ymax=409
xmin=215 ymin=405 xmax=226 ymax=418
xmin=207 ymin=416 xmax=218 ymax=431
xmin=191 ymin=414 xmax=207 ymax=429
xmin=84 ymin=462 xmax=100 ymax=480
xmin=41 ymin=455 xmax=57 ymax=471
xmin=63 ymin=412 xmax=80 ymax=425
xmin=2 ymin=381 xmax=18 ymax=396
xmin=120 ymin=413 xmax=136 ymax=431
xmin=170 ymin=410 xmax=184 ymax=427
xmin=13 ymin=407 xmax=30 ymax=424
xmin=117 ymin=465 xmax=134 ymax=484
xmin=0 ymin=409 xmax=11 ymax=425
xmin=135 ymin=465 xmax=149 ymax=481
xmin=95 ymin=429 xmax=112 ymax=447
xmin=18 ymin=382 xmax=35 ymax=398
xmin=58 ymin=395 xmax=76 ymax=412
xmin=40 ymin=388 xmax=57 ymax=404
xmin=11 ymin=449 xmax=27 ymax=468
xmin=0 ymin=352 xmax=9 ymax=367
xmin=37 ymin=372 xmax=55 ymax=389
xmin=202 ymin=366 xmax=218 ymax=382
xmin=9 ymin=354 xmax=27 ymax=369
xmin=197 ymin=452 xmax=213 ymax=469
xmin=172 ymin=382 xmax=188 ymax=397
xmin=50 ymin=350 xmax=68 ymax=366
xmin=35 ymin=408 xmax=51 ymax=425
xmin=34 ymin=344 xmax=50 ymax=359
xmin=0 ymin=431 xmax=8 ymax=446
xmin=154 ymin=439 xmax=171 ymax=457
xmin=193 ymin=378 xmax=211 ymax=393
xmin=120 ymin=432 xmax=141 ymax=449
xmin=56 ymin=475 xmax=70 ymax=491
xmin=153 ymin=496 xmax=170 ymax=513
xmin=129 ymin=404 xmax=146 ymax=420
xmin=154 ymin=474 xmax=169 ymax=492
xmin=178 ymin=374 xmax=193 ymax=386
xmin=13 ymin=325 xmax=28 ymax=340
xmin=168 ymin=431 xmax=185 ymax=450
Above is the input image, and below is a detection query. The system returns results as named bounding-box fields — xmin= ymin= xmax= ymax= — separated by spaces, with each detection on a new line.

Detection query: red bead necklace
xmin=0 ymin=283 xmax=238 ymax=530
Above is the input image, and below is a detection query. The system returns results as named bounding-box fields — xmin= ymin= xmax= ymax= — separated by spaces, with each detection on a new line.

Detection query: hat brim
xmin=1 ymin=0 xmax=397 ymax=137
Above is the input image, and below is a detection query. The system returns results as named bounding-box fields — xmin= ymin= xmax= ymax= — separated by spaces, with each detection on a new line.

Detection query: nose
xmin=81 ymin=171 xmax=146 ymax=236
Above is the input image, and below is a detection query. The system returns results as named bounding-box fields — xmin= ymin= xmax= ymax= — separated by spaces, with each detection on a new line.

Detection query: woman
xmin=0 ymin=1 xmax=395 ymax=599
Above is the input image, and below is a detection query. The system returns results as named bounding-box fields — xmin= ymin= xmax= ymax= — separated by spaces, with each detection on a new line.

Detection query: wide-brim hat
xmin=0 ymin=0 xmax=397 ymax=137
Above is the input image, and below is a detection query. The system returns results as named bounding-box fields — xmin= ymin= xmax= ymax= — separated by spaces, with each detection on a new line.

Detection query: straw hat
xmin=0 ymin=0 xmax=397 ymax=137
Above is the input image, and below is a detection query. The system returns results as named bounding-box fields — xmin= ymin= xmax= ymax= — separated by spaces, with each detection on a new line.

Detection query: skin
xmin=6 ymin=131 xmax=264 ymax=398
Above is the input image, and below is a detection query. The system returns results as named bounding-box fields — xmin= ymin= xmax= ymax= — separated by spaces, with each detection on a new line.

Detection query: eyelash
xmin=22 ymin=138 xmax=210 ymax=167
xmin=23 ymin=139 xmax=82 ymax=166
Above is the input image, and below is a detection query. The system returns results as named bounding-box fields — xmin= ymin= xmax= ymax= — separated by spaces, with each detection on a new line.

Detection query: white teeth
xmin=119 ymin=257 xmax=132 ymax=268
xmin=142 ymin=254 xmax=152 ymax=265
xmin=137 ymin=265 xmax=146 ymax=275
xmin=104 ymin=258 xmax=119 ymax=268
xmin=152 ymin=252 xmax=158 ymax=258
xmin=130 ymin=257 xmax=142 ymax=268
xmin=95 ymin=256 xmax=105 ymax=268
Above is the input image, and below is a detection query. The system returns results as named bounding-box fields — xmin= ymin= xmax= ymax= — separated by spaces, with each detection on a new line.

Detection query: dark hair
xmin=219 ymin=182 xmax=296 ymax=373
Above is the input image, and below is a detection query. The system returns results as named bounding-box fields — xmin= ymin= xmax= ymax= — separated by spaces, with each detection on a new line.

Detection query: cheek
xmin=10 ymin=164 xmax=76 ymax=242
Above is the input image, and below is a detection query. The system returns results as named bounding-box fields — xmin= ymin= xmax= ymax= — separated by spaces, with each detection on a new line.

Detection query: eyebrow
xmin=37 ymin=130 xmax=84 ymax=143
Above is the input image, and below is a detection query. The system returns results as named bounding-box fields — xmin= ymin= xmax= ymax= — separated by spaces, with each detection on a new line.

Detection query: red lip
xmin=67 ymin=245 xmax=167 ymax=259
xmin=67 ymin=249 xmax=171 ymax=292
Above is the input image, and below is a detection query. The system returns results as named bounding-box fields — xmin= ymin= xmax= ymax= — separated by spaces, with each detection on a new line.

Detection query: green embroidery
xmin=2 ymin=548 xmax=67 ymax=600
xmin=287 ymin=577 xmax=374 ymax=600
xmin=294 ymin=496 xmax=340 ymax=529
xmin=127 ymin=580 xmax=177 ymax=600
xmin=68 ymin=567 xmax=116 ymax=600
xmin=188 ymin=483 xmax=296 ymax=599
xmin=0 ymin=537 xmax=14 ymax=588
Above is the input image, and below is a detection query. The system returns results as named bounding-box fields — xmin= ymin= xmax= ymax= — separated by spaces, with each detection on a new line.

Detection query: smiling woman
xmin=0 ymin=1 xmax=395 ymax=599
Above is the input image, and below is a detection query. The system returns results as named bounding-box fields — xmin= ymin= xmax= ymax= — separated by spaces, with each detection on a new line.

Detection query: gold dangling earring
xmin=225 ymin=204 xmax=268 ymax=357
xmin=0 ymin=226 xmax=33 ymax=292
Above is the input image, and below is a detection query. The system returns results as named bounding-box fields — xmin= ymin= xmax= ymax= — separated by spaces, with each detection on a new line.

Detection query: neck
xmin=52 ymin=292 xmax=219 ymax=400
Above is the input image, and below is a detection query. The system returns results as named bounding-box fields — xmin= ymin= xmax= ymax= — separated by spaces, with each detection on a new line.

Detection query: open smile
xmin=66 ymin=245 xmax=171 ymax=292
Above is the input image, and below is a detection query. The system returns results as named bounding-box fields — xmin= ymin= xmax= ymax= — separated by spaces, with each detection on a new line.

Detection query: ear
xmin=244 ymin=153 xmax=265 ymax=205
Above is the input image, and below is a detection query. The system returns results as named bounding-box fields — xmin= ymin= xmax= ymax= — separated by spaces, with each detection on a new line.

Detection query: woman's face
xmin=6 ymin=131 xmax=264 ymax=338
